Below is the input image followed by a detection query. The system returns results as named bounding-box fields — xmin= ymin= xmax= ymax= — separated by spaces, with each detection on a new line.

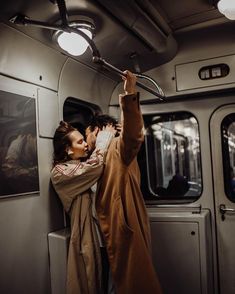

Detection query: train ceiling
xmin=0 ymin=0 xmax=230 ymax=74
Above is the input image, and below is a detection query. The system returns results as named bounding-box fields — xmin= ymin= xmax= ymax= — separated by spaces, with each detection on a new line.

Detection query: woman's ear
xmin=67 ymin=148 xmax=74 ymax=155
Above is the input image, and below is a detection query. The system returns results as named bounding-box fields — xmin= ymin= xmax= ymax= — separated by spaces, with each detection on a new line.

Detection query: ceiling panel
xmin=0 ymin=0 xmax=230 ymax=74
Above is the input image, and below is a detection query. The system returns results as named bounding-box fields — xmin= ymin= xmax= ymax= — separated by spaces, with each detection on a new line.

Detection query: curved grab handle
xmin=92 ymin=56 xmax=165 ymax=101
xmin=135 ymin=73 xmax=165 ymax=97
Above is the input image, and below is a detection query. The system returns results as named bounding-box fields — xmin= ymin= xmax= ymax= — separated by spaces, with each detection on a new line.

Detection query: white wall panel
xmin=176 ymin=55 xmax=235 ymax=91
xmin=37 ymin=88 xmax=59 ymax=138
xmin=0 ymin=24 xmax=66 ymax=91
xmin=59 ymin=58 xmax=117 ymax=117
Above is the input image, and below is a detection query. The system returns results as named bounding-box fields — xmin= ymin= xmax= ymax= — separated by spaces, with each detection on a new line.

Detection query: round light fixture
xmin=54 ymin=21 xmax=95 ymax=56
xmin=218 ymin=0 xmax=235 ymax=20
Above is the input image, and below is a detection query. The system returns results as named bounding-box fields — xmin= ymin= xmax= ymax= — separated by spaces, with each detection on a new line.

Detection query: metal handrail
xmin=9 ymin=0 xmax=165 ymax=101
xmin=92 ymin=56 xmax=165 ymax=100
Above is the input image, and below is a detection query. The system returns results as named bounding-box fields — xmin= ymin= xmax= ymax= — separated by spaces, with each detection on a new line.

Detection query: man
xmin=86 ymin=70 xmax=162 ymax=294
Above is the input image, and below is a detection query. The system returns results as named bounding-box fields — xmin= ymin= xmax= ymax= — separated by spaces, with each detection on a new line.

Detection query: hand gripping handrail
xmin=92 ymin=56 xmax=165 ymax=101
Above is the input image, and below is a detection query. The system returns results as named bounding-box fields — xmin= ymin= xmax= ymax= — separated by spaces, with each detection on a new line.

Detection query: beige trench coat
xmin=51 ymin=131 xmax=113 ymax=294
xmin=96 ymin=93 xmax=162 ymax=294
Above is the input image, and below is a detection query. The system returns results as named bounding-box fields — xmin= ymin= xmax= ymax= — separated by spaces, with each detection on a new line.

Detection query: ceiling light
xmin=54 ymin=21 xmax=94 ymax=56
xmin=217 ymin=0 xmax=235 ymax=20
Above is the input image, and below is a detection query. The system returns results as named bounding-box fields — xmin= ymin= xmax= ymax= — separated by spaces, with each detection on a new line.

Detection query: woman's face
xmin=68 ymin=130 xmax=88 ymax=160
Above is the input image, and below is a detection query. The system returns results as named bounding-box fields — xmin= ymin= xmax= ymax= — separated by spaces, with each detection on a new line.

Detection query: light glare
xmin=57 ymin=28 xmax=92 ymax=56
xmin=218 ymin=0 xmax=235 ymax=20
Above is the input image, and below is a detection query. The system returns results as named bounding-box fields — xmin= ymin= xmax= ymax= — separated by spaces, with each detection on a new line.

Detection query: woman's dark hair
xmin=52 ymin=121 xmax=76 ymax=166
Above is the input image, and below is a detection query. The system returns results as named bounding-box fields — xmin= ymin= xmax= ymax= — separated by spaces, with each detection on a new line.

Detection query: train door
xmin=139 ymin=110 xmax=214 ymax=294
xmin=210 ymin=105 xmax=235 ymax=294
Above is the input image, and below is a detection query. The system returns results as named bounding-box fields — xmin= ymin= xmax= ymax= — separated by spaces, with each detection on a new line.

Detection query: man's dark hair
xmin=89 ymin=114 xmax=117 ymax=131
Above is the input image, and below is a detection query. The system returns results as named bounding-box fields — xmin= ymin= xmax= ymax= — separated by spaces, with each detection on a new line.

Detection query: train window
xmin=138 ymin=112 xmax=202 ymax=202
xmin=0 ymin=91 xmax=39 ymax=198
xmin=63 ymin=97 xmax=102 ymax=135
xmin=221 ymin=113 xmax=235 ymax=202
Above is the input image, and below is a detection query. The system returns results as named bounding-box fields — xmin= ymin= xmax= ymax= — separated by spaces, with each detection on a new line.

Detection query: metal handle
xmin=92 ymin=56 xmax=165 ymax=101
xmin=220 ymin=204 xmax=235 ymax=214
xmin=135 ymin=73 xmax=165 ymax=97
xmin=219 ymin=204 xmax=235 ymax=221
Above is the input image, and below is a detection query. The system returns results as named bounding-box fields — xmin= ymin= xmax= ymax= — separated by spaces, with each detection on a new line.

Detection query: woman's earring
xmin=67 ymin=149 xmax=74 ymax=155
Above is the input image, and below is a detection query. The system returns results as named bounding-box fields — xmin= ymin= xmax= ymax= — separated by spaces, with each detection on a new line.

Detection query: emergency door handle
xmin=219 ymin=204 xmax=235 ymax=221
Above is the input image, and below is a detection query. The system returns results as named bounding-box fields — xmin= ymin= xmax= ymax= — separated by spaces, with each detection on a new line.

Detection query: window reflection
xmin=139 ymin=112 xmax=202 ymax=201
xmin=0 ymin=91 xmax=39 ymax=197
xmin=222 ymin=114 xmax=235 ymax=201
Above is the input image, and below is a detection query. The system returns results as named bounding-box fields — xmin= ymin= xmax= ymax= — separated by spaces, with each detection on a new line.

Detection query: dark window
xmin=138 ymin=112 xmax=202 ymax=202
xmin=63 ymin=97 xmax=101 ymax=135
xmin=221 ymin=113 xmax=235 ymax=202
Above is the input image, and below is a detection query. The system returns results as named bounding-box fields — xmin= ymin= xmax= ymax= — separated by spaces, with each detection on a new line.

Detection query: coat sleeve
xmin=119 ymin=92 xmax=144 ymax=166
xmin=51 ymin=130 xmax=114 ymax=212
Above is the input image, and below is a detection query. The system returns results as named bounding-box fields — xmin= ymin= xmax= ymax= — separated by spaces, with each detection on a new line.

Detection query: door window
xmin=139 ymin=112 xmax=202 ymax=202
xmin=221 ymin=113 xmax=235 ymax=202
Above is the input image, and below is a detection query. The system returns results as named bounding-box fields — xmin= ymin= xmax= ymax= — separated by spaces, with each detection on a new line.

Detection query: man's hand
xmin=102 ymin=124 xmax=117 ymax=137
xmin=122 ymin=70 xmax=137 ymax=95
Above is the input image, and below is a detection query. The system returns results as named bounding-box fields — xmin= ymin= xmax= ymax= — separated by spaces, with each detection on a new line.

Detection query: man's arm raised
xmin=119 ymin=70 xmax=144 ymax=166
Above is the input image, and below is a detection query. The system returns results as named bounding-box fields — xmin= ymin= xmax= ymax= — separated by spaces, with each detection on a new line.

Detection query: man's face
xmin=85 ymin=126 xmax=98 ymax=152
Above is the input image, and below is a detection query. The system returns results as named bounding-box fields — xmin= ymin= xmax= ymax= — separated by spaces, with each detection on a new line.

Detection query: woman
xmin=51 ymin=121 xmax=115 ymax=294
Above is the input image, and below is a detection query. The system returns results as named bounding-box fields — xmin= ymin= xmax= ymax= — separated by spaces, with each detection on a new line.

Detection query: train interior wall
xmin=0 ymin=23 xmax=117 ymax=294
xmin=0 ymin=18 xmax=235 ymax=294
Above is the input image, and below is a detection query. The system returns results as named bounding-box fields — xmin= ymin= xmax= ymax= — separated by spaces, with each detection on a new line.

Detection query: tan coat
xmin=96 ymin=93 xmax=162 ymax=294
xmin=51 ymin=131 xmax=114 ymax=294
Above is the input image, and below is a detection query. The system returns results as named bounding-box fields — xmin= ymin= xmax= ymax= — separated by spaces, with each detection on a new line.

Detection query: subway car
xmin=0 ymin=0 xmax=235 ymax=293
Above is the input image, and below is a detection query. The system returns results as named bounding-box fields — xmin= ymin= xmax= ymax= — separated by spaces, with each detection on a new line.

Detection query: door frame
xmin=210 ymin=104 xmax=235 ymax=294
